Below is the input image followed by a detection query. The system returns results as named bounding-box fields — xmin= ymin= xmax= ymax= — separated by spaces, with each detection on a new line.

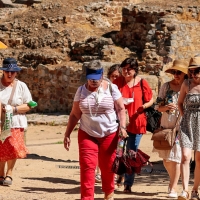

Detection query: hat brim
xmin=188 ymin=65 xmax=200 ymax=69
xmin=86 ymin=73 xmax=102 ymax=80
xmin=165 ymin=66 xmax=188 ymax=74
xmin=0 ymin=67 xmax=21 ymax=72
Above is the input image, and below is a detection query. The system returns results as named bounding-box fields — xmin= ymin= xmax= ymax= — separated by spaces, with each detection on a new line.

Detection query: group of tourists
xmin=0 ymin=55 xmax=199 ymax=200
xmin=64 ymin=55 xmax=200 ymax=200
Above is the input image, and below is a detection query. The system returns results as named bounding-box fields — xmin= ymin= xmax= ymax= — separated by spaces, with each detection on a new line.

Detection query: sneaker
xmin=191 ymin=191 xmax=200 ymax=200
xmin=178 ymin=191 xmax=189 ymax=200
xmin=168 ymin=191 xmax=178 ymax=198
xmin=95 ymin=174 xmax=101 ymax=183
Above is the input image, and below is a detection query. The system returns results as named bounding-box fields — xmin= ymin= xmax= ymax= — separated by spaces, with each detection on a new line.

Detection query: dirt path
xmin=0 ymin=125 xmax=194 ymax=200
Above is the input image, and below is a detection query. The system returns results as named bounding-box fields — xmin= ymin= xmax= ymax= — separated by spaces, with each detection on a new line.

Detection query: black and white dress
xmin=179 ymin=81 xmax=200 ymax=151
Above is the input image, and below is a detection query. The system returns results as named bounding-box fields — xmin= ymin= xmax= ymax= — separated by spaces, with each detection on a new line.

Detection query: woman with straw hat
xmin=178 ymin=55 xmax=200 ymax=200
xmin=153 ymin=59 xmax=188 ymax=198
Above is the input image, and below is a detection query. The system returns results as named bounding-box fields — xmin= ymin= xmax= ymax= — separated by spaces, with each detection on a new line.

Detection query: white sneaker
xmin=95 ymin=174 xmax=101 ymax=183
xmin=178 ymin=190 xmax=189 ymax=200
xmin=168 ymin=192 xmax=178 ymax=198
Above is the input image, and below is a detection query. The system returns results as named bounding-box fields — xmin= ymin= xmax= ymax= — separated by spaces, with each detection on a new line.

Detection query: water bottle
xmin=167 ymin=95 xmax=175 ymax=121
xmin=116 ymin=138 xmax=125 ymax=157
xmin=28 ymin=101 xmax=38 ymax=108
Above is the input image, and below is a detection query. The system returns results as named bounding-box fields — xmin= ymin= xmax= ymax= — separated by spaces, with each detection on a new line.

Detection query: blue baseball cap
xmin=86 ymin=68 xmax=103 ymax=80
xmin=86 ymin=60 xmax=103 ymax=80
xmin=0 ymin=57 xmax=21 ymax=72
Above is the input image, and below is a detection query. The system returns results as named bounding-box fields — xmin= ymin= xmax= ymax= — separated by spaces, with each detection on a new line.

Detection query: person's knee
xmin=181 ymin=154 xmax=191 ymax=163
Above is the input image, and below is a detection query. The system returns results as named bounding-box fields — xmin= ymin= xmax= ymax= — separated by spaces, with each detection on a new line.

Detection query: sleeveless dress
xmin=179 ymin=81 xmax=200 ymax=151
xmin=153 ymin=82 xmax=181 ymax=163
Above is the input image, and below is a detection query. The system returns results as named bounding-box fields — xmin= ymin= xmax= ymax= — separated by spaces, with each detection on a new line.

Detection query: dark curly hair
xmin=120 ymin=58 xmax=139 ymax=77
xmin=107 ymin=64 xmax=121 ymax=79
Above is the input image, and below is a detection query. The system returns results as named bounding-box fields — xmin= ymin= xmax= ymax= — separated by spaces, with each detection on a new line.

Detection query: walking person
xmin=153 ymin=60 xmax=188 ymax=198
xmin=113 ymin=57 xmax=153 ymax=193
xmin=0 ymin=57 xmax=34 ymax=186
xmin=178 ymin=55 xmax=200 ymax=200
xmin=95 ymin=63 xmax=121 ymax=184
xmin=64 ymin=60 xmax=127 ymax=200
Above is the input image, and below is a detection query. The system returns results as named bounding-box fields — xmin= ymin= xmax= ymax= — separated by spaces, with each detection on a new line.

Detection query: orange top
xmin=113 ymin=76 xmax=152 ymax=134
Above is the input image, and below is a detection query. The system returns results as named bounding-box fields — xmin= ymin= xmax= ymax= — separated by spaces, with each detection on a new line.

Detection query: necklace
xmin=86 ymin=85 xmax=101 ymax=117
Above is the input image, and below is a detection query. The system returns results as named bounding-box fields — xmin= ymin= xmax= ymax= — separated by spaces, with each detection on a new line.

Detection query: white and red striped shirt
xmin=74 ymin=83 xmax=121 ymax=138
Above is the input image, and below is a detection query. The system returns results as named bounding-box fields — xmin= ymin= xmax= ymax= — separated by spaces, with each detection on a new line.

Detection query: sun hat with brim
xmin=0 ymin=57 xmax=21 ymax=72
xmin=188 ymin=56 xmax=200 ymax=69
xmin=165 ymin=60 xmax=188 ymax=74
xmin=86 ymin=60 xmax=103 ymax=80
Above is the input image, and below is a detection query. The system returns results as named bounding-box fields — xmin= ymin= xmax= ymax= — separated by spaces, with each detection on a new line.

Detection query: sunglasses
xmin=189 ymin=68 xmax=200 ymax=75
xmin=171 ymin=70 xmax=182 ymax=75
xmin=4 ymin=71 xmax=16 ymax=74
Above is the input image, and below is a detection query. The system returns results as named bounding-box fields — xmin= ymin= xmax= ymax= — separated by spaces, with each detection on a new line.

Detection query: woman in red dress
xmin=0 ymin=57 xmax=33 ymax=186
xmin=113 ymin=58 xmax=153 ymax=193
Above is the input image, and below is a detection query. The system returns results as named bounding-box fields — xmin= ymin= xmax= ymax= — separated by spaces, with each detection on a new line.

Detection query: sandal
xmin=124 ymin=185 xmax=132 ymax=193
xmin=0 ymin=176 xmax=4 ymax=185
xmin=116 ymin=175 xmax=124 ymax=187
xmin=3 ymin=176 xmax=12 ymax=186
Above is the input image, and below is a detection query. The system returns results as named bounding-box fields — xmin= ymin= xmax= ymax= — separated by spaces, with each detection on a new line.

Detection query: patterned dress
xmin=153 ymin=82 xmax=181 ymax=163
xmin=180 ymin=92 xmax=200 ymax=151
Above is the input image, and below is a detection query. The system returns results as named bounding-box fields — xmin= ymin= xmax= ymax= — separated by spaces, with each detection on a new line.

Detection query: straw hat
xmin=165 ymin=59 xmax=188 ymax=74
xmin=188 ymin=55 xmax=200 ymax=68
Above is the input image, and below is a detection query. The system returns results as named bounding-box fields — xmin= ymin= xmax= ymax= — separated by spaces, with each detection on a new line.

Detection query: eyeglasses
xmin=171 ymin=70 xmax=182 ymax=75
xmin=189 ymin=68 xmax=200 ymax=75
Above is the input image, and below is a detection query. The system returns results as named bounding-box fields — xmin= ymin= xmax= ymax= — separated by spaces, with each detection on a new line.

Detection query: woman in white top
xmin=64 ymin=60 xmax=127 ymax=200
xmin=0 ymin=57 xmax=33 ymax=186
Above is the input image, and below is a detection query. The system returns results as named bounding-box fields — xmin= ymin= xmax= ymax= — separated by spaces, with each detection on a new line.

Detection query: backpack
xmin=140 ymin=79 xmax=162 ymax=133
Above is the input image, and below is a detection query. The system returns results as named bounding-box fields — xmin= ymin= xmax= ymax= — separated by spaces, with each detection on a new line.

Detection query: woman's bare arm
xmin=178 ymin=81 xmax=187 ymax=116
xmin=64 ymin=101 xmax=82 ymax=150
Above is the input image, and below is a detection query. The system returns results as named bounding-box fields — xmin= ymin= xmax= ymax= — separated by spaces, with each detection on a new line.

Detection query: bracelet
xmin=14 ymin=106 xmax=18 ymax=113
xmin=120 ymin=126 xmax=126 ymax=130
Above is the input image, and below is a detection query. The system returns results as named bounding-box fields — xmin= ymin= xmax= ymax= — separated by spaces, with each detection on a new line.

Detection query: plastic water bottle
xmin=167 ymin=96 xmax=175 ymax=121
xmin=28 ymin=101 xmax=38 ymax=108
xmin=116 ymin=138 xmax=125 ymax=157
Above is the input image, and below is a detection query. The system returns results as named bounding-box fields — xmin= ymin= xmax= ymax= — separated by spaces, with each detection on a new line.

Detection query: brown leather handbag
xmin=151 ymin=114 xmax=180 ymax=150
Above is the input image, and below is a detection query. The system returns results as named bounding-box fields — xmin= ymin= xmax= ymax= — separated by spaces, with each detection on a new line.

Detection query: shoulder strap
xmin=103 ymin=77 xmax=113 ymax=95
xmin=140 ymin=78 xmax=144 ymax=103
xmin=8 ymin=79 xmax=18 ymax=105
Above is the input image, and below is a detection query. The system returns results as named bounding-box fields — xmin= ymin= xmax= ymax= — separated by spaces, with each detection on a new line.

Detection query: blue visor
xmin=86 ymin=68 xmax=103 ymax=80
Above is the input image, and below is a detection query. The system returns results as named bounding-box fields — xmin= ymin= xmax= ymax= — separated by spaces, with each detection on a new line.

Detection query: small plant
xmin=56 ymin=141 xmax=63 ymax=144
xmin=49 ymin=121 xmax=55 ymax=126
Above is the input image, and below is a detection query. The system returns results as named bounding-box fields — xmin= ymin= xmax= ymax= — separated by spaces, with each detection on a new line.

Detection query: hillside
xmin=0 ymin=0 xmax=200 ymax=69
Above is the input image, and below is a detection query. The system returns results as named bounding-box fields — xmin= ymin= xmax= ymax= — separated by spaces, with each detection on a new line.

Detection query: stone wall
xmin=17 ymin=63 xmax=159 ymax=114
xmin=17 ymin=65 xmax=83 ymax=113
xmin=111 ymin=5 xmax=200 ymax=74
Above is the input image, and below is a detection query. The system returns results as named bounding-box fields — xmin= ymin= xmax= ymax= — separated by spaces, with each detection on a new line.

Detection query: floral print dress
xmin=153 ymin=82 xmax=181 ymax=163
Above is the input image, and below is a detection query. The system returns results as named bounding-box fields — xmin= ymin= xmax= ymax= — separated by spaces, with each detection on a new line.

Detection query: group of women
xmin=153 ymin=56 xmax=200 ymax=200
xmin=0 ymin=55 xmax=199 ymax=200
xmin=64 ymin=55 xmax=200 ymax=200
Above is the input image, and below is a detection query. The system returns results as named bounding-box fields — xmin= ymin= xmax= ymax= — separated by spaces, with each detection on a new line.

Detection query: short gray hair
xmin=87 ymin=60 xmax=102 ymax=70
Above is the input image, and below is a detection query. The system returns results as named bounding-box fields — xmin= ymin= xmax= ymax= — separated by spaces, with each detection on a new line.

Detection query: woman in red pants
xmin=64 ymin=60 xmax=127 ymax=200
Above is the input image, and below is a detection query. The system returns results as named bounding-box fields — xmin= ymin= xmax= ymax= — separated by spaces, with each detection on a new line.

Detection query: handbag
xmin=0 ymin=80 xmax=17 ymax=142
xmin=140 ymin=79 xmax=162 ymax=133
xmin=112 ymin=139 xmax=152 ymax=175
xmin=151 ymin=114 xmax=180 ymax=150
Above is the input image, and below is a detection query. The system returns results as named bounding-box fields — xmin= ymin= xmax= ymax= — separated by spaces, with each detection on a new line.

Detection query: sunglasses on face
xmin=189 ymin=68 xmax=200 ymax=75
xmin=171 ymin=70 xmax=182 ymax=75
xmin=4 ymin=71 xmax=16 ymax=74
